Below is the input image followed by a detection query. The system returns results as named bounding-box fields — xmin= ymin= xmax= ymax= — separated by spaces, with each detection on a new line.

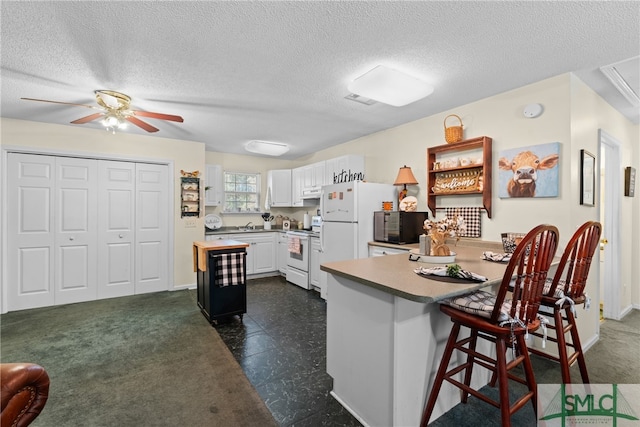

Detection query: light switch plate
xmin=185 ymin=218 xmax=197 ymax=228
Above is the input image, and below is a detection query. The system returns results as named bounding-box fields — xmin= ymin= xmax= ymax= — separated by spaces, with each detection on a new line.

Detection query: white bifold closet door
xmin=134 ymin=163 xmax=169 ymax=295
xmin=98 ymin=160 xmax=135 ymax=299
xmin=7 ymin=153 xmax=169 ymax=311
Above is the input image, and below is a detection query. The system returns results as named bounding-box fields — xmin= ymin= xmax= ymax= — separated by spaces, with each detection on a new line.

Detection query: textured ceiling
xmin=1 ymin=1 xmax=638 ymax=160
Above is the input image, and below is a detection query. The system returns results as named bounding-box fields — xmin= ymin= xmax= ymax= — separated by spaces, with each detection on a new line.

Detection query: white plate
xmin=409 ymin=248 xmax=456 ymax=264
xmin=399 ymin=196 xmax=418 ymax=211
xmin=204 ymin=214 xmax=222 ymax=230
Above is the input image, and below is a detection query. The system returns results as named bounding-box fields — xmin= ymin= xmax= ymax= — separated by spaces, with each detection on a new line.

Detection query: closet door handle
xmin=69 ymin=236 xmax=75 ymax=241
xmin=119 ymin=234 xmax=124 ymax=238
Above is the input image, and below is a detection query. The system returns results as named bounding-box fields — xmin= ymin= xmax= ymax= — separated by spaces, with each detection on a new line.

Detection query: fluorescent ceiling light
xmin=244 ymin=140 xmax=290 ymax=156
xmin=347 ymin=65 xmax=434 ymax=107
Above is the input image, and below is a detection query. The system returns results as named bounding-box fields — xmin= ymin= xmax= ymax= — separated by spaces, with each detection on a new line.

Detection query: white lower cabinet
xmin=368 ymin=245 xmax=410 ymax=257
xmin=277 ymin=232 xmax=289 ymax=274
xmin=206 ymin=232 xmax=277 ymax=275
xmin=246 ymin=234 xmax=276 ymax=274
xmin=310 ymin=236 xmax=321 ymax=288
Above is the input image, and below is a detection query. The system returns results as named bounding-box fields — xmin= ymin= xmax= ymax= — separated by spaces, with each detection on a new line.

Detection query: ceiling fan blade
xmin=21 ymin=97 xmax=98 ymax=109
xmin=71 ymin=112 xmax=105 ymax=124
xmin=132 ymin=110 xmax=184 ymax=123
xmin=126 ymin=116 xmax=159 ymax=133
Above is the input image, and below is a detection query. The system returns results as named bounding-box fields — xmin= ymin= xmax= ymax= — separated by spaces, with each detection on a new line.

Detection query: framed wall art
xmin=498 ymin=142 xmax=560 ymax=198
xmin=580 ymin=149 xmax=595 ymax=206
xmin=625 ymin=166 xmax=636 ymax=197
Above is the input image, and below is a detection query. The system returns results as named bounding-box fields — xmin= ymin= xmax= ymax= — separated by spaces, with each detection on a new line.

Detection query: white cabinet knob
xmin=119 ymin=234 xmax=124 ymax=238
xmin=69 ymin=237 xmax=75 ymax=241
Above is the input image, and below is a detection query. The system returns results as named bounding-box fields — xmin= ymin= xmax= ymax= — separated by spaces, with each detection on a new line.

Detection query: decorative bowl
xmin=409 ymin=249 xmax=456 ymax=264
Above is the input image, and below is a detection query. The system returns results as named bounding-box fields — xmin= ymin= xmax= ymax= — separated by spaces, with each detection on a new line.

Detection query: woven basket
xmin=444 ymin=114 xmax=464 ymax=143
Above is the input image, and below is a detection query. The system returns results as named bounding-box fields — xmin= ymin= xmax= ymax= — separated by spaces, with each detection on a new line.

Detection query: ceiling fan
xmin=21 ymin=90 xmax=184 ymax=133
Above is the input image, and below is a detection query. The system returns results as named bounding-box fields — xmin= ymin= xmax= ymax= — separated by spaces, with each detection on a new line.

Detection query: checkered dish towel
xmin=445 ymin=207 xmax=481 ymax=238
xmin=214 ymin=253 xmax=245 ymax=287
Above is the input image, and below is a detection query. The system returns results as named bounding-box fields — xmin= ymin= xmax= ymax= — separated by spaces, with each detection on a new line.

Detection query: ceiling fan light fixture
xmin=244 ymin=140 xmax=290 ymax=156
xmin=347 ymin=65 xmax=434 ymax=107
xmin=103 ymin=115 xmax=119 ymax=127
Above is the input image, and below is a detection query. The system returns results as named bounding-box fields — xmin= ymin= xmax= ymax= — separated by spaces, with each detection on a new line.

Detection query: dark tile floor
xmin=214 ymin=277 xmax=640 ymax=427
xmin=214 ymin=276 xmax=362 ymax=427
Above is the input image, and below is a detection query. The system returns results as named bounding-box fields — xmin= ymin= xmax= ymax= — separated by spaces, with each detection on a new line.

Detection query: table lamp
xmin=393 ymin=165 xmax=418 ymax=205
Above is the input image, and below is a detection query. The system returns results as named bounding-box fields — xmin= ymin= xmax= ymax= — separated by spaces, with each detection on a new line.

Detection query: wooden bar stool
xmin=420 ymin=224 xmax=559 ymax=427
xmin=528 ymin=221 xmax=601 ymax=384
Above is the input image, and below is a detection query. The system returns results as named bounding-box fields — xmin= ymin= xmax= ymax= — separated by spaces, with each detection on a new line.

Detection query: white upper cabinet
xmin=291 ymin=166 xmax=304 ymax=206
xmin=324 ymin=155 xmax=365 ymax=185
xmin=267 ymin=169 xmax=292 ymax=207
xmin=205 ymin=164 xmax=223 ymax=206
xmin=300 ymin=161 xmax=326 ymax=199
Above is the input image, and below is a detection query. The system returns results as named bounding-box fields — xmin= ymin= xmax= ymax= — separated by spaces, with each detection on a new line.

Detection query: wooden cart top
xmin=193 ymin=240 xmax=250 ymax=272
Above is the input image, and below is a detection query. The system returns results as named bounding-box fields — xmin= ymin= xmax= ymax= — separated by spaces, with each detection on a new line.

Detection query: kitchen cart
xmin=193 ymin=240 xmax=249 ymax=325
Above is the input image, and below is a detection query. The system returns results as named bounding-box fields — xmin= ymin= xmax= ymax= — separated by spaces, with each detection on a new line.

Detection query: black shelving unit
xmin=181 ymin=177 xmax=200 ymax=217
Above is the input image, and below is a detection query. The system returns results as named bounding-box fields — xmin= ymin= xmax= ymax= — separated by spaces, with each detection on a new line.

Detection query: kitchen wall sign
xmin=332 ymin=169 xmax=364 ymax=184
xmin=432 ymin=169 xmax=482 ymax=194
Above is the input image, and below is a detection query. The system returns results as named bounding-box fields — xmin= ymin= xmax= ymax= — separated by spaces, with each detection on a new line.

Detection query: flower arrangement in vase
xmin=423 ymin=215 xmax=467 ymax=256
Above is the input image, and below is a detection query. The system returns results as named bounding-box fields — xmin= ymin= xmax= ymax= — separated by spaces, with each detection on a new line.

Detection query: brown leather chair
xmin=1 ymin=363 xmax=50 ymax=427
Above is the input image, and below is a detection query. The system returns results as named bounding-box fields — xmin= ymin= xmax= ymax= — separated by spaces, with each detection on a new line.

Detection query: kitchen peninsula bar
xmin=321 ymin=244 xmax=511 ymax=427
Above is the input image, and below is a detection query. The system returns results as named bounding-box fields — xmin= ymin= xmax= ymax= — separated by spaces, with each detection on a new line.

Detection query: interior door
xmin=135 ymin=163 xmax=169 ymax=294
xmin=7 ymin=153 xmax=56 ymax=310
xmin=98 ymin=161 xmax=135 ymax=299
xmin=599 ymin=130 xmax=622 ymax=319
xmin=54 ymin=156 xmax=98 ymax=305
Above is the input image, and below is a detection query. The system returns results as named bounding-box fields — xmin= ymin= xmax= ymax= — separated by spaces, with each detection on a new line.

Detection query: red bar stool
xmin=528 ymin=221 xmax=602 ymax=384
xmin=420 ymin=224 xmax=559 ymax=427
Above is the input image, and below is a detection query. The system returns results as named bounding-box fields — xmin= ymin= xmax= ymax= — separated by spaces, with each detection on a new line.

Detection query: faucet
xmin=244 ymin=221 xmax=254 ymax=230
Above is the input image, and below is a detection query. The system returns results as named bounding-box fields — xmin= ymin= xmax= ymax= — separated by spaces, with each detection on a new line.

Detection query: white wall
xmin=295 ymin=73 xmax=639 ymax=347
xmin=202 ymin=152 xmax=317 ymax=228
xmin=3 ymin=72 xmax=638 ymax=324
xmin=570 ymin=74 xmax=639 ymax=322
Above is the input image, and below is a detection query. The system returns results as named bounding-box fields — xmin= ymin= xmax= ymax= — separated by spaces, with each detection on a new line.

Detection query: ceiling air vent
xmin=600 ymin=56 xmax=640 ymax=107
xmin=344 ymin=93 xmax=377 ymax=105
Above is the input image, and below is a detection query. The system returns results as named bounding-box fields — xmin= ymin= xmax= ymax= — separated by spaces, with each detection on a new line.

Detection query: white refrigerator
xmin=318 ymin=181 xmax=396 ymax=299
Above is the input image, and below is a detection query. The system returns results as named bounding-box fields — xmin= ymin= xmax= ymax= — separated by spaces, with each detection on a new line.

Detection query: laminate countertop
xmin=321 ymin=244 xmax=509 ymax=304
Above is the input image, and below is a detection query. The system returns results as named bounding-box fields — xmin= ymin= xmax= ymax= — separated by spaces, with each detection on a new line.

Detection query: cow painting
xmin=498 ymin=142 xmax=560 ymax=198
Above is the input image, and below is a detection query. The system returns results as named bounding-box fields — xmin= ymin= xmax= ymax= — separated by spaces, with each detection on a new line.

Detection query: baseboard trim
xmin=620 ymin=305 xmax=637 ymax=319
xmin=330 ymin=391 xmax=369 ymax=427
xmin=581 ymin=332 xmax=599 ymax=352
xmin=173 ymin=283 xmax=197 ymax=291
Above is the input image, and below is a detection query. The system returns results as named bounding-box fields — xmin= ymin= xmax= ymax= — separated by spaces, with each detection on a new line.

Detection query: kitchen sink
xmin=235 ymin=227 xmax=262 ymax=232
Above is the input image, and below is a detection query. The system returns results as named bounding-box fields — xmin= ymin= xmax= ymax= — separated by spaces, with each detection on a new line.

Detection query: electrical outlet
xmin=185 ymin=218 xmax=197 ymax=228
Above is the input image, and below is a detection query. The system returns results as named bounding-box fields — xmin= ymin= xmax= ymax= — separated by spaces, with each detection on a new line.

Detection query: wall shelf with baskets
xmin=181 ymin=177 xmax=201 ymax=217
xmin=427 ymin=136 xmax=492 ymax=218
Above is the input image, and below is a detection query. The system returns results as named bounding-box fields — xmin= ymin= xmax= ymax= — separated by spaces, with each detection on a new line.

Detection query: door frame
xmin=598 ymin=129 xmax=622 ymax=320
xmin=1 ymin=145 xmax=175 ymax=314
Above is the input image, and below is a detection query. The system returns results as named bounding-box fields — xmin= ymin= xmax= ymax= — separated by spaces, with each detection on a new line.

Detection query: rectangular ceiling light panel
xmin=244 ymin=140 xmax=290 ymax=156
xmin=347 ymin=65 xmax=434 ymax=107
